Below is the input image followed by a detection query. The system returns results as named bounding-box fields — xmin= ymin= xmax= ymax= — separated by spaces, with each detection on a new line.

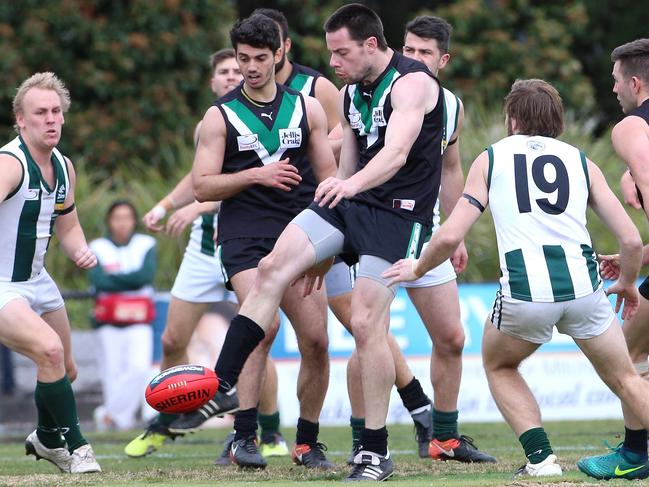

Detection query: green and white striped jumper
xmin=488 ymin=134 xmax=601 ymax=302
xmin=0 ymin=136 xmax=70 ymax=282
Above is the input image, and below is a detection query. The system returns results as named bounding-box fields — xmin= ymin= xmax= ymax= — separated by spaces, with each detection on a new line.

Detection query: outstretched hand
xmin=314 ymin=177 xmax=359 ymax=209
xmin=605 ymin=279 xmax=639 ymax=320
xmin=381 ymin=258 xmax=421 ymax=287
xmin=293 ymin=257 xmax=335 ymax=297
xmin=598 ymin=253 xmax=620 ymax=280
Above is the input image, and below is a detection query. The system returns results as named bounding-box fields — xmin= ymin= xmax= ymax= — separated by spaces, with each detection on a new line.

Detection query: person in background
xmin=89 ymin=200 xmax=157 ymax=431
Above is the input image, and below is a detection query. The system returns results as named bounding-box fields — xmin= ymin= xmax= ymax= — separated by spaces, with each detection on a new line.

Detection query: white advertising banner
xmin=271 ymin=283 xmax=624 ymax=426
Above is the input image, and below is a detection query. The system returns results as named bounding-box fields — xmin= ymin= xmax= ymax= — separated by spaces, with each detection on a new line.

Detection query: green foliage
xmin=420 ymin=0 xmax=595 ymax=116
xmin=0 ymin=0 xmax=236 ymax=177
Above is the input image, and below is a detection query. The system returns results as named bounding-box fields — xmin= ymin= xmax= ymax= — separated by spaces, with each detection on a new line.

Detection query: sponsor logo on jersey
xmin=237 ymin=134 xmax=261 ymax=151
xmin=349 ymin=112 xmax=363 ymax=130
xmin=278 ymin=128 xmax=302 ymax=149
xmin=261 ymin=112 xmax=273 ymax=121
xmin=393 ymin=199 xmax=415 ymax=211
xmin=372 ymin=107 xmax=386 ymax=127
xmin=527 ymin=139 xmax=546 ymax=152
xmin=25 ymin=189 xmax=41 ymax=200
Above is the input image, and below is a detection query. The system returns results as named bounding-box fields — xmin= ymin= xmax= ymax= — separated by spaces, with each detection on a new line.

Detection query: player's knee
xmin=435 ymin=326 xmax=465 ymax=356
xmin=161 ymin=331 xmax=186 ymax=358
xmin=35 ymin=340 xmax=65 ymax=369
xmin=257 ymin=254 xmax=282 ymax=284
xmin=350 ymin=317 xmax=374 ymax=348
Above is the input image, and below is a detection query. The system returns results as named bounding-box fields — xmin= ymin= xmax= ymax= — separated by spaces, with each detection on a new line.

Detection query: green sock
xmin=34 ymin=385 xmax=65 ymax=449
xmin=350 ymin=416 xmax=365 ymax=448
xmin=157 ymin=412 xmax=179 ymax=427
xmin=258 ymin=411 xmax=280 ymax=440
xmin=432 ymin=408 xmax=459 ymax=441
xmin=35 ymin=376 xmax=86 ymax=452
xmin=519 ymin=427 xmax=553 ymax=464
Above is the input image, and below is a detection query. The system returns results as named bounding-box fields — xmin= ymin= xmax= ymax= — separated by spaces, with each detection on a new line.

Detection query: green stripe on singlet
xmin=200 ymin=214 xmax=216 ymax=256
xmin=12 ymin=146 xmax=43 ymax=282
xmin=581 ymin=244 xmax=600 ymax=291
xmin=288 ymin=73 xmax=311 ymax=94
xmin=579 ymin=150 xmax=590 ymax=195
xmin=47 ymin=152 xmax=67 ymax=249
xmin=222 ymin=92 xmax=299 ymax=156
xmin=486 ymin=146 xmax=494 ymax=190
xmin=504 ymin=249 xmax=532 ymax=301
xmin=543 ymin=245 xmax=575 ymax=301
xmin=351 ymin=67 xmax=398 ymax=134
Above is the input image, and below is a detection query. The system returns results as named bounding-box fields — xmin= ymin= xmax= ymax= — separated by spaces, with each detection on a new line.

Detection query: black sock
xmin=296 ymin=418 xmax=319 ymax=446
xmin=359 ymin=427 xmax=388 ymax=456
xmin=215 ymin=315 xmax=265 ymax=392
xmin=397 ymin=377 xmax=430 ymax=413
xmin=234 ymin=407 xmax=258 ymax=440
xmin=623 ymin=427 xmax=648 ymax=458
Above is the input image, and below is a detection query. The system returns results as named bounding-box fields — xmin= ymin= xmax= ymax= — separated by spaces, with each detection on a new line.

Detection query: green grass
xmin=0 ymin=420 xmax=635 ymax=486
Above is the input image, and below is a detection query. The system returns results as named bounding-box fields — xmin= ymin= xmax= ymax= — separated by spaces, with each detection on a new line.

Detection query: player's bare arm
xmin=316 ymin=72 xmax=437 ymax=209
xmin=440 ymin=100 xmax=468 ymax=272
xmin=587 ymin=158 xmax=642 ymax=318
xmin=305 ymin=95 xmax=337 ymax=184
xmin=383 ymin=151 xmax=488 ymax=285
xmin=620 ymin=169 xmax=642 ymax=209
xmin=165 ymin=201 xmax=220 ymax=238
xmin=612 ymin=116 xmax=649 ymax=221
xmin=54 ymin=158 xmax=96 ymax=269
xmin=143 ymin=172 xmax=196 ymax=232
xmin=0 ymin=154 xmax=24 ymax=202
xmin=193 ymin=106 xmax=301 ymax=202
xmin=314 ymin=76 xmax=343 ymax=157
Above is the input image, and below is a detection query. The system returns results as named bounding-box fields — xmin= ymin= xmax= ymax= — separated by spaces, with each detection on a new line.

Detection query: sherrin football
xmin=145 ymin=365 xmax=219 ymax=414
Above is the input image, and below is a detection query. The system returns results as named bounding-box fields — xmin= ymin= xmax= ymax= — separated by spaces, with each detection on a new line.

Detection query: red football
xmin=145 ymin=365 xmax=219 ymax=414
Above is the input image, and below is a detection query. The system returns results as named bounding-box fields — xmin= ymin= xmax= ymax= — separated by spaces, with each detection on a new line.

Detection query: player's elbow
xmin=193 ymin=180 xmax=209 ymax=202
xmin=620 ymin=226 xmax=643 ymax=254
xmin=438 ymin=228 xmax=462 ymax=254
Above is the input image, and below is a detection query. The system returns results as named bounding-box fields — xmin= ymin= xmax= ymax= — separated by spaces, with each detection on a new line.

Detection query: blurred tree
xmin=0 ymin=0 xmax=236 ymax=177
xmin=425 ymin=0 xmax=595 ymax=116
xmin=572 ymin=0 xmax=649 ymax=129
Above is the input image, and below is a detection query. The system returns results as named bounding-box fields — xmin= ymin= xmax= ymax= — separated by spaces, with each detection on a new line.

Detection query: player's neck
xmin=362 ymin=48 xmax=394 ymax=85
xmin=638 ymin=93 xmax=649 ymax=108
xmin=242 ymin=80 xmax=277 ymax=104
xmin=20 ymin=134 xmax=53 ymax=167
xmin=275 ymin=60 xmax=293 ymax=85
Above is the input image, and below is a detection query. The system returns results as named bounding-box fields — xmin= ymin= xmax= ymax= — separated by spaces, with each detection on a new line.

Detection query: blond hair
xmin=13 ymin=72 xmax=71 ymax=133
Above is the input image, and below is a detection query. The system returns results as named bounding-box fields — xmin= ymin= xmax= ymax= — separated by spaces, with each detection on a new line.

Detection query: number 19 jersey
xmin=487 ymin=134 xmax=601 ymax=302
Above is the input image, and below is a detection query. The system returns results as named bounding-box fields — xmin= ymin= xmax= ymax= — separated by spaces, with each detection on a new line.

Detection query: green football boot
xmin=577 ymin=444 xmax=649 ymax=480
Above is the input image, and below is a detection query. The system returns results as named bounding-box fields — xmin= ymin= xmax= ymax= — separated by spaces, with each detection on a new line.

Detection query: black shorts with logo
xmin=308 ymin=200 xmax=428 ymax=266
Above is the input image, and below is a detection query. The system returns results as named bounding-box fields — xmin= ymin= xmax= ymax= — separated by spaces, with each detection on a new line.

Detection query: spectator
xmin=89 ymin=200 xmax=157 ymax=431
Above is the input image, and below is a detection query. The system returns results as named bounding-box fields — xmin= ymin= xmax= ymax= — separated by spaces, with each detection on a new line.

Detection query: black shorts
xmin=639 ymin=276 xmax=649 ymax=300
xmin=308 ymin=200 xmax=429 ymax=266
xmin=219 ymin=237 xmax=276 ymax=289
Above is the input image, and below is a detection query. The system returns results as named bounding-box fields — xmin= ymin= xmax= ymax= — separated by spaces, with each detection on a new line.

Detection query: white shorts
xmin=401 ymin=240 xmax=456 ymax=288
xmin=171 ymin=246 xmax=235 ymax=304
xmin=490 ymin=288 xmax=614 ymax=344
xmin=0 ymin=269 xmax=64 ymax=315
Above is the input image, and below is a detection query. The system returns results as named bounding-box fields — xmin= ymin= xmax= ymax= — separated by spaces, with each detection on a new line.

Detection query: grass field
xmin=0 ymin=420 xmax=636 ymax=486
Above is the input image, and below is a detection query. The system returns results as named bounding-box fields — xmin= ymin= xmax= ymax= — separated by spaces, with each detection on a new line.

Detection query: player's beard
xmin=276 ymin=52 xmax=287 ymax=74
